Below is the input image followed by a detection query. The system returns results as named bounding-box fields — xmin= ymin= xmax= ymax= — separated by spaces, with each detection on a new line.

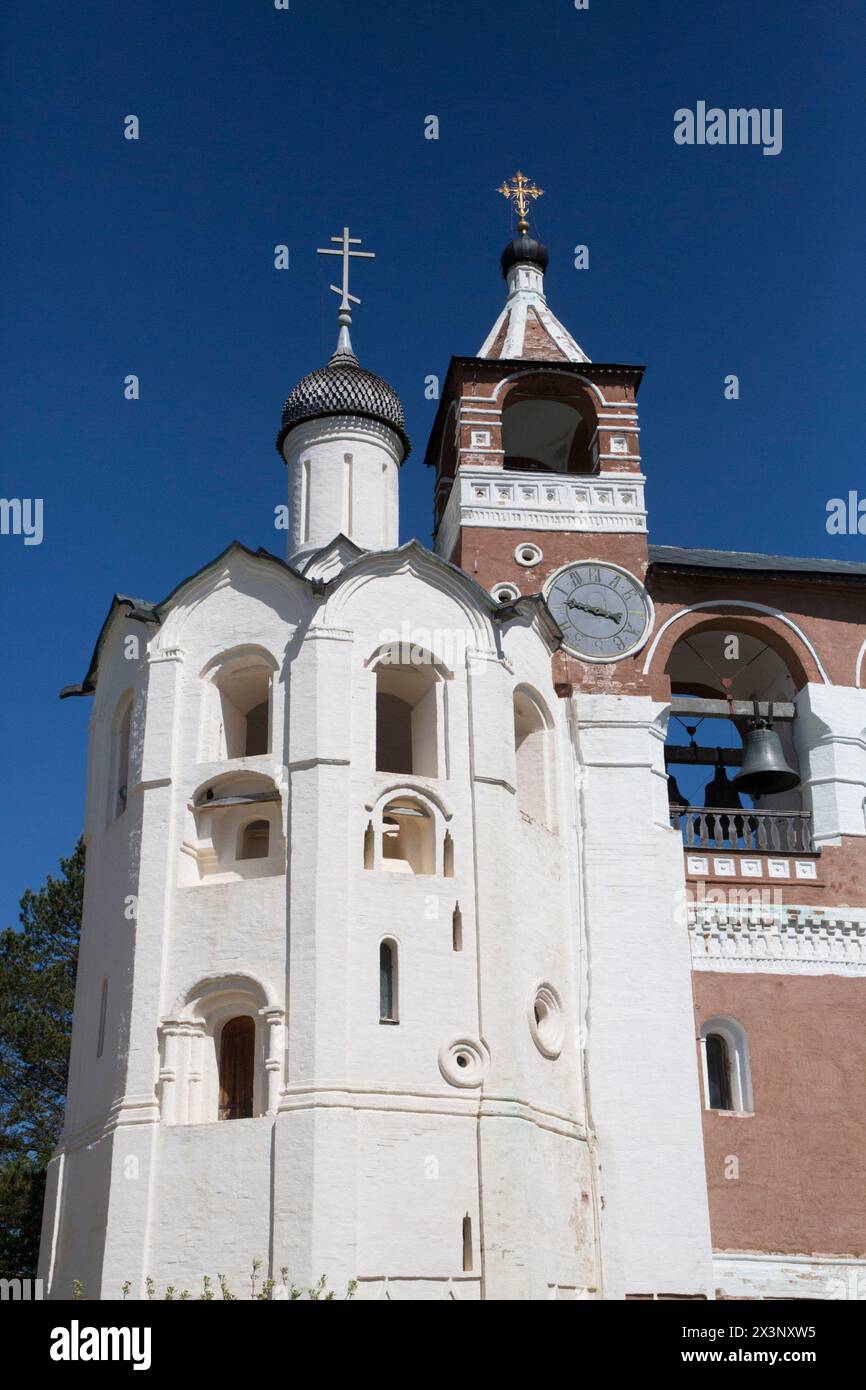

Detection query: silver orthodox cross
xmin=317 ymin=226 xmax=375 ymax=317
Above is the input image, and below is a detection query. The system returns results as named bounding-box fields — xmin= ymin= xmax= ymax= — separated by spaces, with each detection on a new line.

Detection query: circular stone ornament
xmin=493 ymin=581 xmax=521 ymax=603
xmin=438 ymin=1036 xmax=491 ymax=1088
xmin=514 ymin=542 xmax=543 ymax=568
xmin=528 ymin=982 xmax=564 ymax=1059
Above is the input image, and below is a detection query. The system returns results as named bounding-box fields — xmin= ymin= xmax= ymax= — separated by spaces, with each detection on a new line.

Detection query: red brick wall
xmin=694 ymin=971 xmax=866 ymax=1257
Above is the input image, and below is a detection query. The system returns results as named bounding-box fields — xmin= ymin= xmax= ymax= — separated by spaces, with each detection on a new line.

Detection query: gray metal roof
xmin=276 ymin=351 xmax=410 ymax=459
xmin=648 ymin=545 xmax=866 ymax=579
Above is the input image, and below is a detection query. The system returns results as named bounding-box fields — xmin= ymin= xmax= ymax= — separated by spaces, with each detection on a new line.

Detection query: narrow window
xmin=462 ymin=1214 xmax=473 ymax=1272
xmin=452 ymin=902 xmax=463 ymax=952
xmin=238 ymin=819 xmax=270 ymax=860
xmin=443 ymin=830 xmax=454 ymax=878
xmin=218 ymin=1016 xmax=255 ymax=1120
xmin=363 ymin=820 xmax=374 ymax=869
xmin=379 ymin=940 xmax=398 ymax=1022
xmin=706 ymin=1033 xmax=733 ymax=1111
xmin=96 ymin=979 xmax=108 ymax=1059
xmin=701 ymin=1016 xmax=752 ymax=1113
xmin=114 ymin=701 xmax=132 ymax=819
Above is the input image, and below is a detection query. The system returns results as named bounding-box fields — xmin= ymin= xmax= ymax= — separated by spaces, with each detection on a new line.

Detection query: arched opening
xmin=500 ymin=376 xmax=599 ymax=474
xmin=700 ymin=1016 xmax=753 ymax=1114
xmin=160 ymin=976 xmax=281 ymax=1125
xmin=381 ymin=798 xmax=436 ymax=875
xmin=205 ymin=651 xmax=274 ymax=761
xmin=379 ymin=940 xmax=398 ymax=1022
xmin=513 ymin=689 xmax=551 ymax=827
xmin=238 ymin=819 xmax=270 ymax=861
xmin=363 ymin=820 xmax=374 ymax=869
xmin=374 ymin=657 xmax=442 ymax=777
xmin=664 ymin=622 xmax=807 ymax=850
xmin=502 ymin=399 xmax=584 ymax=472
xmin=218 ymin=1015 xmax=255 ymax=1120
xmin=181 ymin=771 xmax=283 ymax=884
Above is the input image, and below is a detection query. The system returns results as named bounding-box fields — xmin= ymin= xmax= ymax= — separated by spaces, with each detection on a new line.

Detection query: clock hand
xmin=566 ymin=599 xmax=623 ymax=622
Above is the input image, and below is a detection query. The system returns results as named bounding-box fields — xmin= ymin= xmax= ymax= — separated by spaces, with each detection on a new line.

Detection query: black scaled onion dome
xmin=500 ymin=233 xmax=549 ymax=279
xmin=276 ymin=348 xmax=411 ymax=459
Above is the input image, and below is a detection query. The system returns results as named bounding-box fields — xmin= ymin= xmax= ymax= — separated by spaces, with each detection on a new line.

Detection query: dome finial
xmin=317 ymin=225 xmax=376 ymax=363
xmin=497 ymin=169 xmax=545 ymax=235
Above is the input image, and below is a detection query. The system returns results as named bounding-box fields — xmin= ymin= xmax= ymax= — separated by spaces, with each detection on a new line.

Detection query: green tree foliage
xmin=0 ymin=840 xmax=83 ymax=1276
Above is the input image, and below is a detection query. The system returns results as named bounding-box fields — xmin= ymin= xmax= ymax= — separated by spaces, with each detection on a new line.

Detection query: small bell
xmin=703 ymin=752 xmax=743 ymax=844
xmin=704 ymin=753 xmax=743 ymax=810
xmin=733 ymin=718 xmax=800 ymax=797
xmin=667 ymin=772 xmax=688 ymax=809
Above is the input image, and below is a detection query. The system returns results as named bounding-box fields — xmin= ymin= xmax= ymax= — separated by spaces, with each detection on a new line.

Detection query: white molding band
xmin=689 ymin=903 xmax=866 ymax=975
xmin=435 ymin=467 xmax=647 ymax=560
xmin=714 ymin=1252 xmax=866 ymax=1301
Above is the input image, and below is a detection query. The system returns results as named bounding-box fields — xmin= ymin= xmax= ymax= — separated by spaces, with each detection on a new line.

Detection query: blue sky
xmin=2 ymin=0 xmax=864 ymax=924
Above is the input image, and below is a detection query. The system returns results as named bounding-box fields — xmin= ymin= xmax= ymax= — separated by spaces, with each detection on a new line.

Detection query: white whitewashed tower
xmin=40 ymin=217 xmax=602 ymax=1301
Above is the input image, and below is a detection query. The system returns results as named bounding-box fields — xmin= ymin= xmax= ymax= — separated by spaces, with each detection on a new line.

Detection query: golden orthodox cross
xmin=497 ymin=170 xmax=544 ymax=234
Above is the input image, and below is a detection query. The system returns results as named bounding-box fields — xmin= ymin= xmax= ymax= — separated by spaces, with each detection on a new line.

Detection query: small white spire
xmin=332 ymin=310 xmax=357 ymax=364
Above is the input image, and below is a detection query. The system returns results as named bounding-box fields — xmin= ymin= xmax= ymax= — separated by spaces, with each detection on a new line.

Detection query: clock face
xmin=545 ymin=562 xmax=652 ymax=661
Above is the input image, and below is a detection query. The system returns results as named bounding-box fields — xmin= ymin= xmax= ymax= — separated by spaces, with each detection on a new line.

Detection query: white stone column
xmin=794 ymin=683 xmax=866 ymax=844
xmin=157 ymin=1024 xmax=183 ymax=1125
xmin=574 ymin=692 xmax=714 ymax=1299
xmin=261 ymin=1007 xmax=286 ymax=1114
xmin=272 ymin=624 xmax=358 ymax=1289
xmin=99 ymin=646 xmax=185 ymax=1298
xmin=185 ymin=1023 xmax=205 ymax=1124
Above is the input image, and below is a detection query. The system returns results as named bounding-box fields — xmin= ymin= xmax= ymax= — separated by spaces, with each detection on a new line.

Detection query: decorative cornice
xmin=435 ymin=467 xmax=647 ymax=560
xmin=689 ymin=903 xmax=866 ymax=975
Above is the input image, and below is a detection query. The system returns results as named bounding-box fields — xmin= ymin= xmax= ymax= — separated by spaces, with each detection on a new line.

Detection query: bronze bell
xmin=667 ymin=772 xmax=688 ymax=808
xmin=733 ymin=718 xmax=800 ymax=797
xmin=704 ymin=753 xmax=742 ymax=810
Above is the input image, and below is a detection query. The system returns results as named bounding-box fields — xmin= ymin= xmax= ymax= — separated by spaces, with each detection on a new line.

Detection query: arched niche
xmin=158 ymin=975 xmax=284 ymax=1124
xmin=663 ymin=618 xmax=807 ymax=816
xmin=367 ymin=643 xmax=450 ymax=780
xmin=513 ymin=685 xmax=555 ymax=829
xmin=499 ymin=373 xmax=600 ymax=474
xmin=199 ymin=645 xmax=279 ymax=763
xmin=363 ymin=786 xmax=453 ymax=877
xmin=179 ymin=770 xmax=284 ymax=885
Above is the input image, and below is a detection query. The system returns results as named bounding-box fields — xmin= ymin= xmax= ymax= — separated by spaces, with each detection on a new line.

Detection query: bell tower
xmin=425 ymin=176 xmax=715 ymax=1298
xmin=426 ymin=176 xmax=650 ymax=692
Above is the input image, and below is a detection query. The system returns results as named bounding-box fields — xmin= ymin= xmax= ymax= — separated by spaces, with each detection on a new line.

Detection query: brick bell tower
xmin=426 ymin=172 xmax=654 ymax=698
xmin=427 ymin=174 xmax=714 ymax=1298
